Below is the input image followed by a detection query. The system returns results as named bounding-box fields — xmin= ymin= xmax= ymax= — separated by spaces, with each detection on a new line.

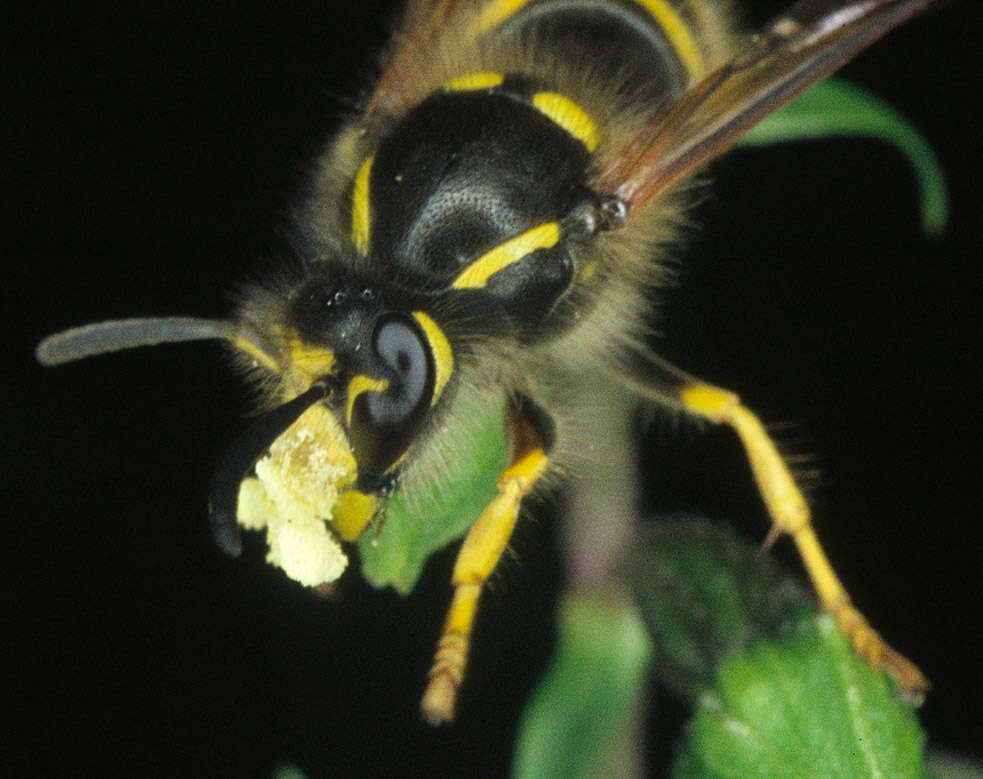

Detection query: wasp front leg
xmin=612 ymin=345 xmax=930 ymax=698
xmin=421 ymin=401 xmax=550 ymax=725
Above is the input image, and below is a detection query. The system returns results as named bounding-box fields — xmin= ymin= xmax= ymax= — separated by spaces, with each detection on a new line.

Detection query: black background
xmin=8 ymin=1 xmax=981 ymax=776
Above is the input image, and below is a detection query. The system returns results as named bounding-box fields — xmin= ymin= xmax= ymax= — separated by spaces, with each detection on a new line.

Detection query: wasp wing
xmin=597 ymin=0 xmax=939 ymax=215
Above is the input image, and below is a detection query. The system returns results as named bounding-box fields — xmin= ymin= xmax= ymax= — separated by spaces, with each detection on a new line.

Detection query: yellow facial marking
xmin=287 ymin=337 xmax=335 ymax=382
xmin=632 ymin=0 xmax=704 ymax=78
xmin=452 ymin=222 xmax=561 ymax=290
xmin=444 ymin=72 xmax=504 ymax=92
xmin=531 ymin=92 xmax=598 ymax=152
xmin=351 ymin=155 xmax=374 ymax=254
xmin=345 ymin=374 xmax=389 ymax=427
xmin=471 ymin=0 xmax=534 ymax=35
xmin=412 ymin=311 xmax=454 ymax=404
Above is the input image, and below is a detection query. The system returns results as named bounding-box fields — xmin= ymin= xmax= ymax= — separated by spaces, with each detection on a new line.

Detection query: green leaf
xmin=625 ymin=519 xmax=812 ymax=697
xmin=513 ymin=590 xmax=653 ymax=779
xmin=673 ymin=614 xmax=926 ymax=778
xmin=271 ymin=764 xmax=309 ymax=779
xmin=515 ymin=520 xmax=927 ymax=776
xmin=357 ymin=398 xmax=508 ymax=594
xmin=622 ymin=518 xmax=926 ymax=778
xmin=737 ymin=78 xmax=948 ymax=237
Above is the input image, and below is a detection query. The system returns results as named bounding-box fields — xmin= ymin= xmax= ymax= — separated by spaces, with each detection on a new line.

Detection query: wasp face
xmin=207 ymin=261 xmax=460 ymax=588
xmin=285 ymin=271 xmax=439 ymax=493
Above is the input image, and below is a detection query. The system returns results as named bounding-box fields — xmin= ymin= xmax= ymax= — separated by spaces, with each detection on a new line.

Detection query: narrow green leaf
xmin=357 ymin=398 xmax=507 ymax=594
xmin=514 ymin=590 xmax=653 ymax=779
xmin=738 ymin=78 xmax=948 ymax=237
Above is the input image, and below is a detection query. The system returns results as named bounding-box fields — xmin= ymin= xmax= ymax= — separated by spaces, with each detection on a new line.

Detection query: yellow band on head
xmin=412 ymin=311 xmax=454 ymax=404
xmin=346 ymin=374 xmax=389 ymax=427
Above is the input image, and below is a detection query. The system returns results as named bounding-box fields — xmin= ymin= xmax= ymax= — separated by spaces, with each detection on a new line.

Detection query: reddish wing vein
xmin=597 ymin=0 xmax=939 ymax=216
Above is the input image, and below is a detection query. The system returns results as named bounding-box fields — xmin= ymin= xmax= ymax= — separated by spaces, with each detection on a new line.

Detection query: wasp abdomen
xmin=491 ymin=0 xmax=695 ymax=106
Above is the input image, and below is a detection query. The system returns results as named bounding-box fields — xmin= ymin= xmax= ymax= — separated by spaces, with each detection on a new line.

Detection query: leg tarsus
xmin=833 ymin=597 xmax=931 ymax=700
xmin=421 ymin=626 xmax=470 ymax=725
xmin=605 ymin=346 xmax=930 ymax=697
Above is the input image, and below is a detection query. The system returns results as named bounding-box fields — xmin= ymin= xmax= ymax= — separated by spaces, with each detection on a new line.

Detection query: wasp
xmin=37 ymin=0 xmax=937 ymax=724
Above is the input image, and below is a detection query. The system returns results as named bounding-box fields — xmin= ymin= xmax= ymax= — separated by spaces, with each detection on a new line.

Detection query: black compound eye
xmin=349 ymin=314 xmax=435 ymax=493
xmin=370 ymin=316 xmax=430 ymax=424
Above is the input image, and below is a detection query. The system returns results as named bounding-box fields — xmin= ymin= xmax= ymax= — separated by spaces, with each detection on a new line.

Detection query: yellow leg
xmin=420 ymin=419 xmax=550 ymax=725
xmin=679 ymin=382 xmax=930 ymax=697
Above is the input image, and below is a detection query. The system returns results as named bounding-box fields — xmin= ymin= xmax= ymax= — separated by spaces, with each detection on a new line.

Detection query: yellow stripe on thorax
xmin=411 ymin=311 xmax=454 ymax=404
xmin=452 ymin=222 xmax=560 ymax=290
xmin=531 ymin=92 xmax=598 ymax=152
xmin=444 ymin=72 xmax=504 ymax=92
xmin=351 ymin=155 xmax=374 ymax=254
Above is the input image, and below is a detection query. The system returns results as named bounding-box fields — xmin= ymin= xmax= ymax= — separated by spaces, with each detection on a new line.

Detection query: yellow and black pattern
xmin=471 ymin=0 xmax=713 ymax=86
xmin=440 ymin=71 xmax=599 ymax=151
xmin=35 ymin=0 xmax=938 ymax=729
xmin=347 ymin=70 xmax=599 ymax=318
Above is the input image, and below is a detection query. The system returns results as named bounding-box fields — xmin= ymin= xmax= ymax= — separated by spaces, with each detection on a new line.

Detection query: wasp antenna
xmin=36 ymin=316 xmax=282 ymax=373
xmin=207 ymin=379 xmax=334 ymax=557
xmin=35 ymin=317 xmax=237 ymax=366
